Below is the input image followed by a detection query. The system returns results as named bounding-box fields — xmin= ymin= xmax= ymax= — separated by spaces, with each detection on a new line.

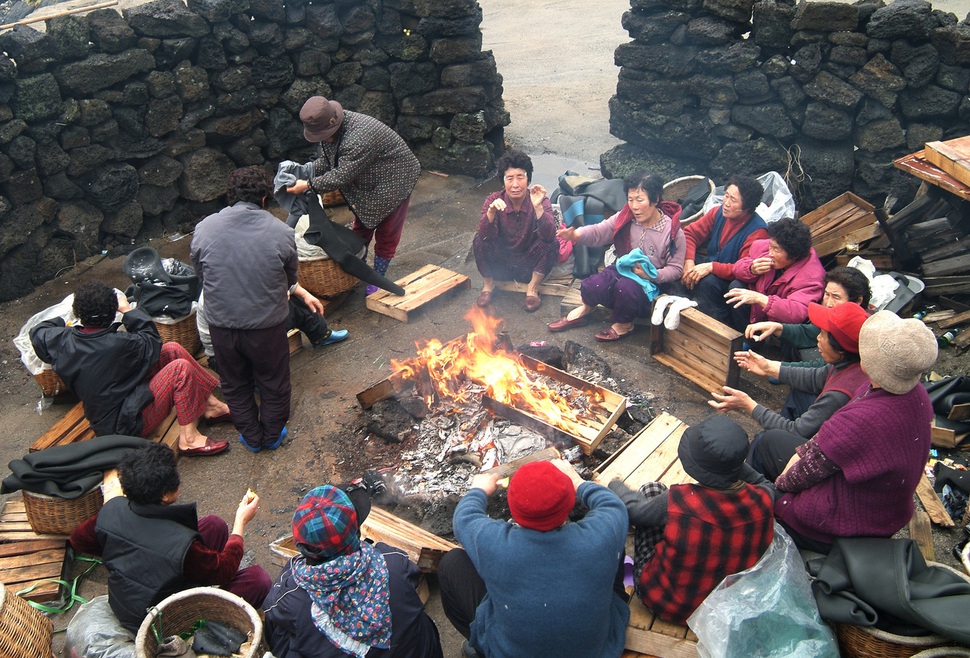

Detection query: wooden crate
xmin=0 ymin=496 xmax=69 ymax=603
xmin=366 ymin=264 xmax=470 ymax=322
xmin=649 ymin=305 xmax=743 ymax=396
xmin=924 ymin=136 xmax=970 ymax=189
xmin=270 ymin=506 xmax=458 ymax=573
xmin=800 ymin=192 xmax=879 ymax=259
xmin=594 ymin=412 xmax=694 ymax=488
xmin=624 ymin=596 xmax=699 ymax=658
xmin=931 ymin=419 xmax=969 ymax=449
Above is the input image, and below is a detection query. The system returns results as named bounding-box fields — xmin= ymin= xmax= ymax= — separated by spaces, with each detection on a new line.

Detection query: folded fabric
xmin=615 ymin=248 xmax=660 ymax=300
xmin=274 ymin=160 xmax=316 ymax=227
xmin=2 ymin=435 xmax=148 ymax=499
xmin=810 ymin=537 xmax=970 ymax=644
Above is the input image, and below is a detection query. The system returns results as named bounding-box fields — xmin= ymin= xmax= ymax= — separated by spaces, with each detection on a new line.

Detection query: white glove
xmin=651 ymin=295 xmax=675 ymax=326
xmin=664 ymin=297 xmax=698 ymax=330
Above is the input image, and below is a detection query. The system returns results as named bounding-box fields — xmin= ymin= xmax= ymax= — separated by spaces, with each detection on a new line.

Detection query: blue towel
xmin=616 ymin=248 xmax=660 ymax=300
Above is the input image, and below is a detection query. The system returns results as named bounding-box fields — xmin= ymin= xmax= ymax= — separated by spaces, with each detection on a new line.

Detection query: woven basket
xmin=0 ymin=585 xmax=53 ymax=658
xmin=153 ymin=309 xmax=202 ymax=357
xmin=299 ymin=257 xmax=358 ymax=299
xmin=663 ymin=175 xmax=716 ymax=225
xmin=34 ymin=368 xmax=68 ymax=397
xmin=835 ymin=562 xmax=970 ymax=658
xmin=22 ymin=486 xmax=103 ymax=536
xmin=135 ymin=587 xmax=262 ymax=658
xmin=320 ymin=189 xmax=346 ymax=207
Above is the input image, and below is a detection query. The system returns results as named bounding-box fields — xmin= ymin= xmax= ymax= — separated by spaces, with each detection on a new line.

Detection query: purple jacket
xmin=732 ymin=239 xmax=825 ymax=324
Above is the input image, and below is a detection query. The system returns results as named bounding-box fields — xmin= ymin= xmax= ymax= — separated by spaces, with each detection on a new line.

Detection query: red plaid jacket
xmin=638 ymin=483 xmax=774 ymax=624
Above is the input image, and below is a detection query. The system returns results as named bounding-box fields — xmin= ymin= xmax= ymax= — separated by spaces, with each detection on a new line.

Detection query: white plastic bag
xmin=701 ymin=171 xmax=796 ymax=224
xmin=65 ymin=595 xmax=136 ymax=658
xmin=14 ymin=294 xmax=78 ymax=376
xmin=687 ymin=524 xmax=839 ymax=658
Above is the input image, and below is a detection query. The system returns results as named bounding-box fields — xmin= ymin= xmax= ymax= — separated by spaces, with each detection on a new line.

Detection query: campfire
xmin=356 ymin=309 xmax=627 ymax=495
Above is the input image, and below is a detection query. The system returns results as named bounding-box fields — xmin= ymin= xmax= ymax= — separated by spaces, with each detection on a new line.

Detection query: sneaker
xmin=263 ymin=426 xmax=287 ymax=450
xmin=313 ymin=329 xmax=348 ymax=348
xmin=239 ymin=434 xmax=261 ymax=453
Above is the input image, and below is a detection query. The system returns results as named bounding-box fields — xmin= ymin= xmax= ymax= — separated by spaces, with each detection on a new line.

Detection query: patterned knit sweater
xmin=309 ymin=111 xmax=420 ymax=229
xmin=775 ymin=383 xmax=932 ymax=543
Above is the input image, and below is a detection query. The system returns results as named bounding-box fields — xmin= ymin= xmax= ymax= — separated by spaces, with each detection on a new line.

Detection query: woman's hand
xmin=116 ymin=291 xmax=131 ymax=314
xmin=286 ymin=180 xmax=309 ymax=194
xmin=632 ymin=263 xmax=651 ymax=280
xmin=556 ymin=226 xmax=581 ymax=243
xmin=745 ymin=321 xmax=783 ymax=343
xmin=486 ymin=198 xmax=507 ymax=222
xmin=682 ymin=260 xmax=712 ymax=289
xmin=724 ymin=287 xmax=768 ymax=309
xmin=529 ymin=184 xmax=547 ymax=213
xmin=470 ymin=472 xmax=500 ymax=495
xmin=708 ymin=386 xmax=757 ymax=414
xmin=733 ymin=349 xmax=780 ymax=379
xmin=749 ymin=256 xmax=774 ymax=276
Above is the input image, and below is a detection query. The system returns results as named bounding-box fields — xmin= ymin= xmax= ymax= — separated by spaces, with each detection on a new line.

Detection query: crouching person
xmin=609 ymin=416 xmax=775 ymax=624
xmin=69 ymin=442 xmax=271 ymax=633
xmin=438 ymin=459 xmax=630 ymax=658
xmin=263 ymin=485 xmax=444 ymax=658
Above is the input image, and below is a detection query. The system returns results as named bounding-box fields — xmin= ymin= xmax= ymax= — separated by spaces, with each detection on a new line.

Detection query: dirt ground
xmin=1 ymin=0 xmax=969 ymax=654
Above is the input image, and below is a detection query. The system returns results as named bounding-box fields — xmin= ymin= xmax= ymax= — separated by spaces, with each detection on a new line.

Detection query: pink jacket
xmin=732 ymin=239 xmax=825 ymax=324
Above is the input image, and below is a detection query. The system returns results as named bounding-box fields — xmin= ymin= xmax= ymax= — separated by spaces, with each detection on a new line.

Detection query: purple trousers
xmin=580 ymin=264 xmax=652 ymax=324
xmin=198 ymin=515 xmax=272 ymax=607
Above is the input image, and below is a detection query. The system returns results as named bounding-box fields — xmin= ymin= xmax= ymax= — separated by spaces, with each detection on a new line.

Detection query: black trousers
xmin=210 ymin=321 xmax=290 ymax=447
xmin=749 ymin=428 xmax=808 ymax=481
xmin=286 ymin=296 xmax=328 ymax=343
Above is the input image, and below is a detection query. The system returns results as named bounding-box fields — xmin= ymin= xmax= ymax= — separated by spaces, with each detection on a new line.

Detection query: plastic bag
xmin=701 ymin=171 xmax=796 ymax=224
xmin=687 ymin=524 xmax=839 ymax=658
xmin=14 ymin=294 xmax=78 ymax=376
xmin=65 ymin=595 xmax=136 ymax=658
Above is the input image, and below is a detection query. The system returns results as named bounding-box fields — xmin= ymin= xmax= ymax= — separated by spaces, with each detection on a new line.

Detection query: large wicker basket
xmin=135 ymin=587 xmax=262 ymax=658
xmin=153 ymin=308 xmax=202 ymax=356
xmin=663 ymin=175 xmax=716 ymax=225
xmin=0 ymin=585 xmax=53 ymax=658
xmin=299 ymin=257 xmax=358 ymax=299
xmin=834 ymin=562 xmax=970 ymax=658
xmin=22 ymin=486 xmax=104 ymax=536
xmin=34 ymin=368 xmax=68 ymax=397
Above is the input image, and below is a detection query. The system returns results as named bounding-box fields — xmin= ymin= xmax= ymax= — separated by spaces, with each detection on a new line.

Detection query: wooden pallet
xmin=594 ymin=412 xmax=694 ymax=488
xmin=624 ymin=596 xmax=699 ymax=657
xmin=649 ymin=303 xmax=743 ymax=396
xmin=494 ymin=273 xmax=576 ymax=297
xmin=366 ymin=264 xmax=470 ymax=322
xmin=0 ymin=496 xmax=69 ymax=602
xmin=30 ymin=403 xmax=180 ymax=454
xmin=270 ymin=506 xmax=458 ymax=573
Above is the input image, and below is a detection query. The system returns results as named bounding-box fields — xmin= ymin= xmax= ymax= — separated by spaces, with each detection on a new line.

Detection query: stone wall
xmin=0 ymin=0 xmax=507 ymax=301
xmin=601 ymin=0 xmax=970 ymax=212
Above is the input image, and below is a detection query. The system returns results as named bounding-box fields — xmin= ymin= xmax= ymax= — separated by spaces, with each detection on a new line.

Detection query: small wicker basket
xmin=0 ymin=585 xmax=54 ymax=658
xmin=153 ymin=309 xmax=202 ymax=357
xmin=320 ymin=189 xmax=346 ymax=207
xmin=22 ymin=486 xmax=104 ymax=536
xmin=299 ymin=257 xmax=358 ymax=299
xmin=135 ymin=587 xmax=262 ymax=658
xmin=663 ymin=175 xmax=716 ymax=225
xmin=34 ymin=368 xmax=68 ymax=397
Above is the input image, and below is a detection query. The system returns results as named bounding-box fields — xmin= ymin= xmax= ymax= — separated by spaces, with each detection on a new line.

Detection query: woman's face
xmin=627 ymin=186 xmax=657 ymax=223
xmin=768 ymin=239 xmax=794 ymax=269
xmin=817 ymin=329 xmax=843 ymax=364
xmin=503 ymin=167 xmax=529 ymax=203
xmin=822 ymin=282 xmax=851 ymax=308
xmin=722 ymin=185 xmax=747 ymax=221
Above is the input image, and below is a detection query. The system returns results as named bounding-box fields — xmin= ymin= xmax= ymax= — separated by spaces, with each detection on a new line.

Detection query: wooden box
xmin=925 ymin=136 xmax=970 ymax=189
xmin=649 ymin=304 xmax=742 ymax=395
xmin=800 ymin=192 xmax=879 ymax=259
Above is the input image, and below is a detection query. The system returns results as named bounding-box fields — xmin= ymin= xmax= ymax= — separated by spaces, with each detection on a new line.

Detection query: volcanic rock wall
xmin=601 ymin=0 xmax=970 ymax=212
xmin=0 ymin=0 xmax=507 ymax=301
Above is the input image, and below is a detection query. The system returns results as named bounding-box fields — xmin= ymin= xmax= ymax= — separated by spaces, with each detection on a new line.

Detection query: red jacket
xmin=732 ymin=239 xmax=825 ymax=324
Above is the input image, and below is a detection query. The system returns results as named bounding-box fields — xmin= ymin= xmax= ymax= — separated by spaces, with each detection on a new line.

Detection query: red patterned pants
xmin=141 ymin=343 xmax=219 ymax=435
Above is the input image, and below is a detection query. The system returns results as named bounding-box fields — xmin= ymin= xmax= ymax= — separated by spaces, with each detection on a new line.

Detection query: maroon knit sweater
xmin=775 ymin=383 xmax=932 ymax=543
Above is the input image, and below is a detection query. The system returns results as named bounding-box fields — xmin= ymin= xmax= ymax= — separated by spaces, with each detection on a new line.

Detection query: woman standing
xmin=549 ymin=172 xmax=685 ymax=341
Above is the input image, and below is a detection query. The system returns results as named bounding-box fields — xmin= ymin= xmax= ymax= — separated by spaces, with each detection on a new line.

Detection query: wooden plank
xmin=949 ymin=403 xmax=970 ymax=422
xmin=652 ymin=353 xmax=725 ymax=396
xmin=625 ymin=596 xmax=698 ymax=657
xmin=922 ymin=252 xmax=970 ymax=277
xmin=494 ymin=274 xmax=575 ymax=297
xmin=916 ymin=474 xmax=954 ymax=527
xmin=908 ymin=508 xmax=935 ymax=562
xmin=894 ymin=151 xmax=970 ymax=203
xmin=938 ymin=309 xmax=970 ymax=329
xmin=925 ymin=138 xmax=970 ymax=188
xmin=482 ymin=447 xmax=560 ymax=479
xmin=30 ymin=402 xmax=88 ymax=452
xmin=0 ymin=538 xmax=65 ymax=558
xmin=812 ymin=223 xmax=882 ymax=259
xmin=367 ymin=265 xmax=471 ymax=322
xmin=594 ymin=413 xmax=683 ymax=485
xmin=932 ymin=419 xmax=969 ymax=448
xmin=626 ymin=424 xmax=688 ymax=486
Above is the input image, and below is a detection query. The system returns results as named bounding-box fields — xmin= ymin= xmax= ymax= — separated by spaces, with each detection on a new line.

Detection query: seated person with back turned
xmin=609 ymin=416 xmax=775 ymax=625
xmin=437 ymin=460 xmax=630 ymax=658
xmin=723 ymin=216 xmax=825 ymax=332
xmin=473 ymin=149 xmax=558 ymax=313
xmin=681 ymin=175 xmax=768 ymax=324
xmin=709 ymin=302 xmax=870 ymax=473
xmin=771 ymin=311 xmax=937 ymax=554
xmin=30 ymin=280 xmax=231 ymax=456
xmin=263 ymin=485 xmax=444 ymax=658
xmin=69 ymin=442 xmax=271 ymax=632
xmin=549 ymin=171 xmax=686 ymax=341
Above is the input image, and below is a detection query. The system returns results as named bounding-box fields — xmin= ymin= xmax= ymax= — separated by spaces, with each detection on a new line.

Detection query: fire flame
xmin=390 ymin=307 xmax=605 ymax=438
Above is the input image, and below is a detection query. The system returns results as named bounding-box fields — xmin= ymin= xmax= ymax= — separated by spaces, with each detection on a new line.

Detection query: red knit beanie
xmin=507 ymin=461 xmax=575 ymax=531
